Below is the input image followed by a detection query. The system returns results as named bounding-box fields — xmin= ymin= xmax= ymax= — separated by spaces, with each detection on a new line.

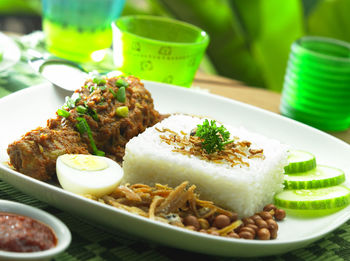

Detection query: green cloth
xmin=1 ymin=32 xmax=350 ymax=261
xmin=1 ymin=180 xmax=350 ymax=260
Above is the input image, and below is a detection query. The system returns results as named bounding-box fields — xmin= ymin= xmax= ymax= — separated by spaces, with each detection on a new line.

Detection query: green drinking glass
xmin=42 ymin=0 xmax=125 ymax=63
xmin=281 ymin=36 xmax=350 ymax=131
xmin=280 ymin=101 xmax=350 ymax=131
xmin=112 ymin=15 xmax=210 ymax=87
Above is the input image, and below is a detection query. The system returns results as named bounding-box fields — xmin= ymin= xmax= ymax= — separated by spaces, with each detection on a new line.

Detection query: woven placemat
xmin=0 ymin=179 xmax=349 ymax=261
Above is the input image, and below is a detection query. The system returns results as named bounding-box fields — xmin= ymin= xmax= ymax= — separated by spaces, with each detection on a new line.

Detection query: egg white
xmin=56 ymin=154 xmax=123 ymax=197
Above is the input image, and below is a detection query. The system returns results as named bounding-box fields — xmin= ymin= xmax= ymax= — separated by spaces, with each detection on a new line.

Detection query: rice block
xmin=122 ymin=114 xmax=288 ymax=217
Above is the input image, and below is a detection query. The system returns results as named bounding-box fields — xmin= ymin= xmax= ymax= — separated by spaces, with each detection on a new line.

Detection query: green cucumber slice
xmin=284 ymin=165 xmax=346 ymax=189
xmin=284 ymin=150 xmax=316 ymax=174
xmin=274 ymin=185 xmax=350 ymax=216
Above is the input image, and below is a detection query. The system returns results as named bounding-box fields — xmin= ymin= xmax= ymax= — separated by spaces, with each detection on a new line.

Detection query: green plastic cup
xmin=42 ymin=0 xmax=125 ymax=63
xmin=112 ymin=15 xmax=210 ymax=87
xmin=280 ymin=36 xmax=350 ymax=131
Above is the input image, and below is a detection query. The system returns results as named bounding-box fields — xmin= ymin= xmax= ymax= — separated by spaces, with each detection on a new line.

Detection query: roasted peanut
xmin=239 ymin=231 xmax=254 ymax=240
xmin=263 ymin=204 xmax=277 ymax=212
xmin=246 ymin=223 xmax=259 ymax=233
xmin=213 ymin=214 xmax=231 ymax=229
xmin=227 ymin=232 xmax=240 ymax=238
xmin=255 ymin=219 xmax=268 ymax=229
xmin=207 ymin=227 xmax=218 ymax=233
xmin=242 ymin=217 xmax=255 ymax=225
xmin=258 ymin=211 xmax=273 ymax=220
xmin=251 ymin=214 xmax=262 ymax=221
xmin=239 ymin=226 xmax=256 ymax=237
xmin=270 ymin=229 xmax=278 ymax=239
xmin=209 ymin=231 xmax=220 ymax=236
xmin=274 ymin=209 xmax=286 ymax=221
xmin=257 ymin=228 xmax=270 ymax=240
xmin=185 ymin=225 xmax=196 ymax=231
xmin=183 ymin=215 xmax=200 ymax=230
xmin=266 ymin=219 xmax=278 ymax=231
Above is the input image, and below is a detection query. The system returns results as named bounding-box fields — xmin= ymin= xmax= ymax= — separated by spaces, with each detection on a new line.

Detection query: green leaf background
xmin=1 ymin=0 xmax=349 ymax=93
xmin=123 ymin=0 xmax=350 ymax=92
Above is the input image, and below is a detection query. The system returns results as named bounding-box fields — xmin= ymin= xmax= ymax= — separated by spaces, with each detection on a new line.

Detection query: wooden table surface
xmin=193 ymin=72 xmax=350 ymax=144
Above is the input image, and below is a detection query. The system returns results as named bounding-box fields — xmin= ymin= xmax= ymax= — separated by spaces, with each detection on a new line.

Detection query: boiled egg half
xmin=56 ymin=154 xmax=123 ymax=197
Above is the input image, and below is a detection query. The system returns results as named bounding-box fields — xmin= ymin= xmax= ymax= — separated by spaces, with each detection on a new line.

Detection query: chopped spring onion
xmin=93 ymin=77 xmax=106 ymax=85
xmin=75 ymin=117 xmax=105 ymax=156
xmin=116 ymin=87 xmax=126 ymax=102
xmin=57 ymin=108 xmax=70 ymax=118
xmin=64 ymin=97 xmax=76 ymax=109
xmin=109 ymin=88 xmax=118 ymax=99
xmin=76 ymin=105 xmax=88 ymax=114
xmin=116 ymin=78 xmax=129 ymax=87
xmin=64 ymin=94 xmax=81 ymax=109
xmin=77 ymin=104 xmax=99 ymax=121
xmin=88 ymin=108 xmax=99 ymax=121
xmin=90 ymin=85 xmax=96 ymax=93
xmin=116 ymin=106 xmax=129 ymax=117
xmin=76 ymin=117 xmax=88 ymax=133
xmin=82 ymin=101 xmax=98 ymax=121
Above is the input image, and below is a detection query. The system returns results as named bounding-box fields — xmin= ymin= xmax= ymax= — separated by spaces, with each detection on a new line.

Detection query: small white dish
xmin=0 ymin=199 xmax=71 ymax=261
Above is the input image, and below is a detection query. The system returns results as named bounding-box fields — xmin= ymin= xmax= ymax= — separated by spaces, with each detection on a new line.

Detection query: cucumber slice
xmin=284 ymin=150 xmax=316 ymax=173
xmin=274 ymin=185 xmax=350 ymax=216
xmin=284 ymin=165 xmax=346 ymax=189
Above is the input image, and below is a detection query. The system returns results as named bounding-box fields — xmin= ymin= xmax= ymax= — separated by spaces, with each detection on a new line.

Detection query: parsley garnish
xmin=195 ymin=119 xmax=234 ymax=154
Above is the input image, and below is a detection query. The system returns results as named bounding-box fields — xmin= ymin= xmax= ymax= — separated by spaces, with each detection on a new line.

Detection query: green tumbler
xmin=112 ymin=15 xmax=210 ymax=87
xmin=280 ymin=36 xmax=350 ymax=131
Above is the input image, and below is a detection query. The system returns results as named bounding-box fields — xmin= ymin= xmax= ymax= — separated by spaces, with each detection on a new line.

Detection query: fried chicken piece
xmin=7 ymin=76 xmax=161 ymax=181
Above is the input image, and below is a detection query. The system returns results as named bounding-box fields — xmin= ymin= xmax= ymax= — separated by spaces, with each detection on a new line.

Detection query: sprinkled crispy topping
xmin=156 ymin=127 xmax=265 ymax=167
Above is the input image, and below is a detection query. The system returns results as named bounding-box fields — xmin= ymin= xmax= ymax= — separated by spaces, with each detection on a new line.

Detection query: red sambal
xmin=0 ymin=212 xmax=57 ymax=252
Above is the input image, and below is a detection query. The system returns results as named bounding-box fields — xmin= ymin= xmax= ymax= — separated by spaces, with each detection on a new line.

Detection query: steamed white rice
xmin=122 ymin=114 xmax=288 ymax=217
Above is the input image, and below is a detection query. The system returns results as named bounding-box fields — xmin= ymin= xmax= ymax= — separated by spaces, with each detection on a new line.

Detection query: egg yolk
xmin=59 ymin=154 xmax=108 ymax=171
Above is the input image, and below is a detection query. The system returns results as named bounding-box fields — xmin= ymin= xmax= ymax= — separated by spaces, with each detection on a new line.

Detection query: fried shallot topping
xmin=155 ymin=127 xmax=265 ymax=167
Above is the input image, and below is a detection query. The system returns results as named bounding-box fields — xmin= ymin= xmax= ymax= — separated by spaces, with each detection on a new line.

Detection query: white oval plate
xmin=0 ymin=81 xmax=349 ymax=258
xmin=0 ymin=33 xmax=21 ymax=72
